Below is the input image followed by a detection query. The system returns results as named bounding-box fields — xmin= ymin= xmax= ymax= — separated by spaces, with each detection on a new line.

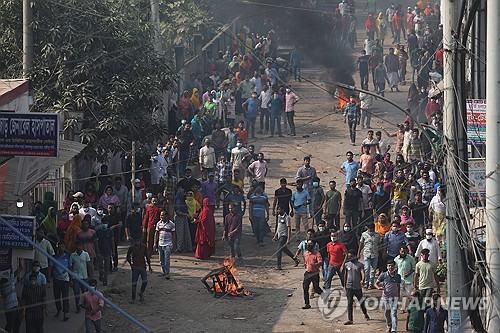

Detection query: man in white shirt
xmin=199 ymin=138 xmax=216 ymax=174
xmin=415 ymin=229 xmax=441 ymax=264
xmin=259 ymin=84 xmax=272 ymax=134
xmin=231 ymin=139 xmax=248 ymax=176
xmin=79 ymin=201 xmax=97 ymax=219
xmin=250 ymin=71 xmax=262 ymax=95
xmin=359 ymin=90 xmax=374 ymax=129
xmin=154 ymin=211 xmax=176 ymax=278
xmin=361 ymin=130 xmax=380 ymax=156
xmin=376 ymin=130 xmax=391 ymax=156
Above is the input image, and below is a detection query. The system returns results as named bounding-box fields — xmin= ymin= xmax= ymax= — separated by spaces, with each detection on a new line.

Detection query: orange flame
xmin=336 ymin=87 xmax=349 ymax=110
xmin=211 ymin=257 xmax=250 ymax=296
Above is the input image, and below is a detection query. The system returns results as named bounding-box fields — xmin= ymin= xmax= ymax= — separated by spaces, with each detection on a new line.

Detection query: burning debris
xmin=335 ymin=87 xmax=349 ymax=111
xmin=201 ymin=257 xmax=251 ymax=298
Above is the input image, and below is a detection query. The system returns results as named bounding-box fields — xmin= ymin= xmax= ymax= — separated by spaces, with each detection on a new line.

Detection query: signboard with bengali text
xmin=0 ymin=215 xmax=35 ymax=249
xmin=0 ymin=113 xmax=58 ymax=157
xmin=466 ymin=99 xmax=486 ymax=146
xmin=469 ymin=158 xmax=486 ymax=201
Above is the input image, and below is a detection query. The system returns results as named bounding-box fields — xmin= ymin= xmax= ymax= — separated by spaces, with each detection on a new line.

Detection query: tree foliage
xmin=0 ymin=0 xmax=176 ymax=160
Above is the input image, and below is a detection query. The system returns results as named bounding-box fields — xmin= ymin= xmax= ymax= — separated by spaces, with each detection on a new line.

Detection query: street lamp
xmin=16 ymin=198 xmax=23 ymax=215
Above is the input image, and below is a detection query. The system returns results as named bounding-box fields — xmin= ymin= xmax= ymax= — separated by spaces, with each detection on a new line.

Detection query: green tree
xmin=0 ymin=0 xmax=176 ymax=160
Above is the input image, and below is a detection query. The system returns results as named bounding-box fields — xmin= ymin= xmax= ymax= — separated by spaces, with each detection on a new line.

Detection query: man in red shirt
xmin=142 ymin=197 xmax=163 ymax=253
xmin=325 ymin=230 xmax=348 ymax=289
xmin=302 ymin=240 xmax=323 ymax=309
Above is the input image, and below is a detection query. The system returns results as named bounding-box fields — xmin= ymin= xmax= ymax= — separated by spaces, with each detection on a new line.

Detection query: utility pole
xmin=486 ymin=0 xmax=500 ymax=331
xmin=22 ymin=0 xmax=33 ymax=78
xmin=443 ymin=0 xmax=469 ymax=331
xmin=150 ymin=0 xmax=162 ymax=55
xmin=131 ymin=141 xmax=136 ymax=203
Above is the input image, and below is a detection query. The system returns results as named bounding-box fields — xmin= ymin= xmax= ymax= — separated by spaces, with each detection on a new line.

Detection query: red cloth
xmin=425 ymin=101 xmax=441 ymax=121
xmin=194 ymin=198 xmax=216 ymax=259
xmin=142 ymin=205 xmax=162 ymax=228
xmin=365 ymin=18 xmax=375 ymax=32
xmin=327 ymin=241 xmax=347 ymax=267
xmin=304 ymin=250 xmax=323 ymax=273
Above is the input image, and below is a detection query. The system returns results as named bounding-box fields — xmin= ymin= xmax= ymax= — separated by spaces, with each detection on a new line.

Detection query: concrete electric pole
xmin=442 ymin=0 xmax=469 ymax=331
xmin=22 ymin=0 xmax=33 ymax=78
xmin=486 ymin=0 xmax=500 ymax=331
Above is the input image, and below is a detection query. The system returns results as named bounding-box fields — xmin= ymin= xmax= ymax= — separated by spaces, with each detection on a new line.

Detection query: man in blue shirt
xmin=23 ymin=260 xmax=47 ymax=286
xmin=340 ymin=151 xmax=360 ymax=186
xmin=249 ymin=186 xmax=270 ymax=246
xmin=242 ymin=92 xmax=260 ymax=139
xmin=424 ymin=294 xmax=448 ymax=333
xmin=291 ymin=179 xmax=311 ymax=236
xmin=383 ymin=222 xmax=412 ymax=261
xmin=52 ymin=243 xmax=72 ymax=321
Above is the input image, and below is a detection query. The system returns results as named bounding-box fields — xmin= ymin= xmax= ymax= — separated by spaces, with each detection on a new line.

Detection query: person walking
xmin=141 ymin=197 xmax=163 ymax=254
xmin=52 ymin=243 xmax=71 ymax=321
xmin=173 ymin=188 xmax=192 ymax=253
xmin=78 ymin=279 xmax=105 ymax=333
xmin=394 ymin=246 xmax=416 ymax=312
xmin=358 ymin=222 xmax=380 ymax=289
xmin=343 ymin=249 xmax=370 ymax=325
xmin=21 ymin=274 xmax=47 ymax=333
xmin=247 ymin=152 xmax=268 ymax=192
xmin=359 ymin=88 xmax=374 ymax=129
xmin=285 ymin=88 xmax=300 ymax=136
xmin=248 ymin=186 xmax=271 ymax=246
xmin=324 ymin=180 xmax=342 ymax=231
xmin=268 ymin=90 xmax=284 ymax=137
xmin=291 ymin=179 xmax=311 ymax=236
xmin=223 ymin=204 xmax=243 ymax=260
xmin=301 ymin=239 xmax=323 ymax=309
xmin=194 ymin=198 xmax=216 ymax=259
xmin=126 ymin=238 xmax=152 ymax=303
xmin=385 ymin=47 xmax=400 ymax=92
xmin=273 ymin=205 xmax=300 ymax=270
xmin=343 ymin=95 xmax=361 ymax=145
xmin=374 ymin=61 xmax=389 ymax=96
xmin=70 ymin=242 xmax=91 ymax=314
xmin=414 ymin=248 xmax=440 ymax=300
xmin=154 ymin=211 xmax=176 ymax=276
xmin=325 ymin=230 xmax=348 ymax=289
xmin=376 ymin=260 xmax=401 ymax=333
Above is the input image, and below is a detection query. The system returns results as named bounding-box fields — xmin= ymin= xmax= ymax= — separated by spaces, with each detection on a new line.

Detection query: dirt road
xmin=102 ymin=69 xmax=411 ymax=333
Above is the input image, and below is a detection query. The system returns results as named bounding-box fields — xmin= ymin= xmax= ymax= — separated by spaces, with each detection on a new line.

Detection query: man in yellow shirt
xmin=391 ymin=170 xmax=409 ymax=216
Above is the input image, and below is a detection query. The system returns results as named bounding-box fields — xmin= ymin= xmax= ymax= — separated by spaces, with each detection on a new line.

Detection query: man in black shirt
xmin=125 ymin=202 xmax=143 ymax=243
xmin=179 ymin=123 xmax=195 ymax=176
xmin=408 ymin=191 xmax=428 ymax=235
xmin=343 ymin=179 xmax=364 ymax=235
xmin=102 ymin=204 xmax=122 ymax=272
xmin=357 ymin=50 xmax=370 ymax=89
xmin=176 ymin=168 xmax=201 ymax=193
xmin=273 ymin=178 xmax=293 ymax=216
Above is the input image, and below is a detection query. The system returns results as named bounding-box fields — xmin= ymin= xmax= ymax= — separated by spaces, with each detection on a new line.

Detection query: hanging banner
xmin=0 ymin=113 xmax=58 ymax=157
xmin=466 ymin=99 xmax=486 ymax=146
xmin=469 ymin=158 xmax=486 ymax=201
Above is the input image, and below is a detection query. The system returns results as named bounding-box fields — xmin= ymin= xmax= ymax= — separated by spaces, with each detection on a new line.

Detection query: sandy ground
xmin=101 ymin=67 xmax=413 ymax=333
xmin=1 ymin=2 xmax=418 ymax=332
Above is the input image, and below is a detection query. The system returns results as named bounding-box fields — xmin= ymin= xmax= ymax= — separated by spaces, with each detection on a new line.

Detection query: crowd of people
xmin=0 ymin=3 xmax=451 ymax=332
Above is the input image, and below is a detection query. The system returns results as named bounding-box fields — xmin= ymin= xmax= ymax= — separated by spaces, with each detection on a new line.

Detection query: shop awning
xmin=0 ymin=140 xmax=87 ymax=213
